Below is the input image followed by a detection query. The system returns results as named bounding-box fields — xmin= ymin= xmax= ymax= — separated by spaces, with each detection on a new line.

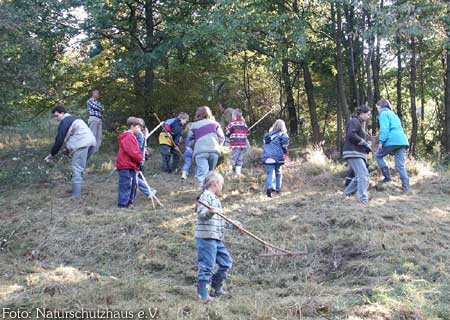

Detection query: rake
xmin=196 ymin=199 xmax=306 ymax=257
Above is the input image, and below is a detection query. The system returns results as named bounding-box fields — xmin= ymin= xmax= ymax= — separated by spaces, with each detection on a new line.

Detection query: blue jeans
xmin=137 ymin=171 xmax=152 ymax=197
xmin=196 ymin=238 xmax=232 ymax=286
xmin=182 ymin=149 xmax=193 ymax=173
xmin=195 ymin=153 xmax=219 ymax=189
xmin=231 ymin=148 xmax=244 ymax=167
xmin=344 ymin=158 xmax=369 ymax=203
xmin=376 ymin=146 xmax=409 ymax=184
xmin=118 ymin=169 xmax=138 ymax=207
xmin=265 ymin=163 xmax=282 ymax=192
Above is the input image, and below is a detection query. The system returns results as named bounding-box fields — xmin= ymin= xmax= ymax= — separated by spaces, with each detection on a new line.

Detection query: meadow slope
xmin=1 ymin=140 xmax=450 ymax=319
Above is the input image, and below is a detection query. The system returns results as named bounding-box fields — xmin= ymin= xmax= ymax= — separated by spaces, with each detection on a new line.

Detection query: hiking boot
xmin=266 ymin=189 xmax=272 ymax=198
xmin=197 ymin=282 xmax=214 ymax=303
xmin=181 ymin=171 xmax=188 ymax=180
xmin=71 ymin=183 xmax=82 ymax=199
xmin=379 ymin=167 xmax=392 ymax=183
xmin=401 ymin=178 xmax=410 ymax=192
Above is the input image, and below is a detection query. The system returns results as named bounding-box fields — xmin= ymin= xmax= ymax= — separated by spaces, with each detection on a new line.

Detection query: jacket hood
xmin=118 ymin=131 xmax=134 ymax=142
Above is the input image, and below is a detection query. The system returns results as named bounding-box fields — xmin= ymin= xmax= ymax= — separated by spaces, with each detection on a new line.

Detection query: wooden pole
xmin=248 ymin=108 xmax=274 ymax=131
xmin=197 ymin=199 xmax=305 ymax=256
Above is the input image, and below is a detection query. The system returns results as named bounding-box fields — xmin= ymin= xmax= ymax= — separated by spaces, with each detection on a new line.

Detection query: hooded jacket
xmin=378 ymin=108 xmax=409 ymax=147
xmin=260 ymin=130 xmax=289 ymax=164
xmin=116 ymin=131 xmax=143 ymax=171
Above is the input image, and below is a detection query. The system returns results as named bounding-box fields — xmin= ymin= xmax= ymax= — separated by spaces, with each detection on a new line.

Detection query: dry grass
xmin=1 ymin=137 xmax=450 ymax=319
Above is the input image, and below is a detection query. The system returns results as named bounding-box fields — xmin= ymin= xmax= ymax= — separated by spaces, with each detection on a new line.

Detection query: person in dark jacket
xmin=261 ymin=119 xmax=289 ymax=198
xmin=44 ymin=105 xmax=96 ymax=199
xmin=159 ymin=112 xmax=189 ymax=173
xmin=116 ymin=117 xmax=144 ymax=208
xmin=342 ymin=106 xmax=372 ymax=204
xmin=375 ymin=99 xmax=410 ymax=191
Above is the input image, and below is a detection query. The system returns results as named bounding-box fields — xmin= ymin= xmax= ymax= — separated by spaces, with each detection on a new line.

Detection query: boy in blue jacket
xmin=159 ymin=112 xmax=189 ymax=173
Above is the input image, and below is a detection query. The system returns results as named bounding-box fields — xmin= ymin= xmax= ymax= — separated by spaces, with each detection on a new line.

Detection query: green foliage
xmin=0 ymin=0 xmax=449 ymax=154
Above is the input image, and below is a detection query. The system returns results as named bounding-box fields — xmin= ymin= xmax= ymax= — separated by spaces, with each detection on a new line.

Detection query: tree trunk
xmin=302 ymin=62 xmax=321 ymax=144
xmin=243 ymin=52 xmax=254 ymax=123
xmin=344 ymin=4 xmax=359 ymax=109
xmin=369 ymin=1 xmax=383 ymax=134
xmin=364 ymin=9 xmax=375 ymax=133
xmin=332 ymin=2 xmax=349 ymax=119
xmin=396 ymin=34 xmax=403 ymax=122
xmin=419 ymin=39 xmax=426 ymax=147
xmin=282 ymin=59 xmax=298 ymax=135
xmin=445 ymin=45 xmax=450 ymax=153
xmin=331 ymin=2 xmax=347 ymax=151
xmin=144 ymin=0 xmax=155 ymax=95
xmin=409 ymin=36 xmax=418 ymax=156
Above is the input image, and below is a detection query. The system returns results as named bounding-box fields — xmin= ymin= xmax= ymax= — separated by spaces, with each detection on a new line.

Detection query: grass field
xmin=1 ymin=133 xmax=450 ymax=319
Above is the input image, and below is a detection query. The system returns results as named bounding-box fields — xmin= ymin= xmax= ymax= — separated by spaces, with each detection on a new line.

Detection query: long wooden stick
xmin=197 ymin=199 xmax=303 ymax=256
xmin=248 ymin=108 xmax=274 ymax=131
xmin=146 ymin=121 xmax=164 ymax=141
xmin=153 ymin=113 xmax=184 ymax=160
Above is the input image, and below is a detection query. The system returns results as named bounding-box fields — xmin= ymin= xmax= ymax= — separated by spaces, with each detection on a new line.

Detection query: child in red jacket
xmin=116 ymin=117 xmax=144 ymax=208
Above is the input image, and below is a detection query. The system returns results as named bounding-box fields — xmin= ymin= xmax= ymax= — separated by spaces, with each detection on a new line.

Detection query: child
xmin=159 ymin=112 xmax=189 ymax=173
xmin=135 ymin=119 xmax=156 ymax=197
xmin=261 ymin=119 xmax=289 ymax=198
xmin=226 ymin=109 xmax=250 ymax=176
xmin=116 ymin=117 xmax=144 ymax=208
xmin=187 ymin=106 xmax=224 ymax=189
xmin=181 ymin=122 xmax=193 ymax=180
xmin=195 ymin=171 xmax=242 ymax=303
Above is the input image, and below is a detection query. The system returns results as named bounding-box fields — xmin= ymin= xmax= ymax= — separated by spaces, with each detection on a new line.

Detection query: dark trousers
xmin=118 ymin=169 xmax=138 ymax=207
xmin=160 ymin=144 xmax=180 ymax=172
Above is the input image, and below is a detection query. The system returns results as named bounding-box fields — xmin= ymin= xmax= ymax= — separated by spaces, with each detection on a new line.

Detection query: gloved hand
xmin=361 ymin=141 xmax=372 ymax=153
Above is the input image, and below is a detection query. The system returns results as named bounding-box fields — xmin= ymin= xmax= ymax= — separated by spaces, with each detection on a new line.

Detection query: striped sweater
xmin=187 ymin=119 xmax=224 ymax=156
xmin=226 ymin=117 xmax=250 ymax=149
xmin=195 ymin=190 xmax=235 ymax=241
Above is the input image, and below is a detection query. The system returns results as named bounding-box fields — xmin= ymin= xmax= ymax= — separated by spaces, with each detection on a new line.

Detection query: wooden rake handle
xmin=196 ymin=199 xmax=299 ymax=256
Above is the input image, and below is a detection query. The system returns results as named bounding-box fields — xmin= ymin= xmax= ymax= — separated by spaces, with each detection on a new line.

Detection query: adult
xmin=45 ymin=106 xmax=96 ymax=199
xmin=87 ymin=89 xmax=104 ymax=153
xmin=261 ymin=119 xmax=289 ymax=198
xmin=188 ymin=106 xmax=225 ymax=189
xmin=342 ymin=106 xmax=372 ymax=204
xmin=375 ymin=98 xmax=410 ymax=191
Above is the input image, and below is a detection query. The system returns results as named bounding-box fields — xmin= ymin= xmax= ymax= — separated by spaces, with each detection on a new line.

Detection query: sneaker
xmin=266 ymin=189 xmax=272 ymax=198
xmin=181 ymin=171 xmax=187 ymax=180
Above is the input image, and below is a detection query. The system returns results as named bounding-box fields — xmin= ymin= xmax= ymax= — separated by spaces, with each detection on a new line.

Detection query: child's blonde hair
xmin=269 ymin=119 xmax=287 ymax=133
xmin=204 ymin=171 xmax=224 ymax=189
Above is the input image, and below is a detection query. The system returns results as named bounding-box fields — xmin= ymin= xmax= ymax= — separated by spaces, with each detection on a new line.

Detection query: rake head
xmin=258 ymin=245 xmax=307 ymax=258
